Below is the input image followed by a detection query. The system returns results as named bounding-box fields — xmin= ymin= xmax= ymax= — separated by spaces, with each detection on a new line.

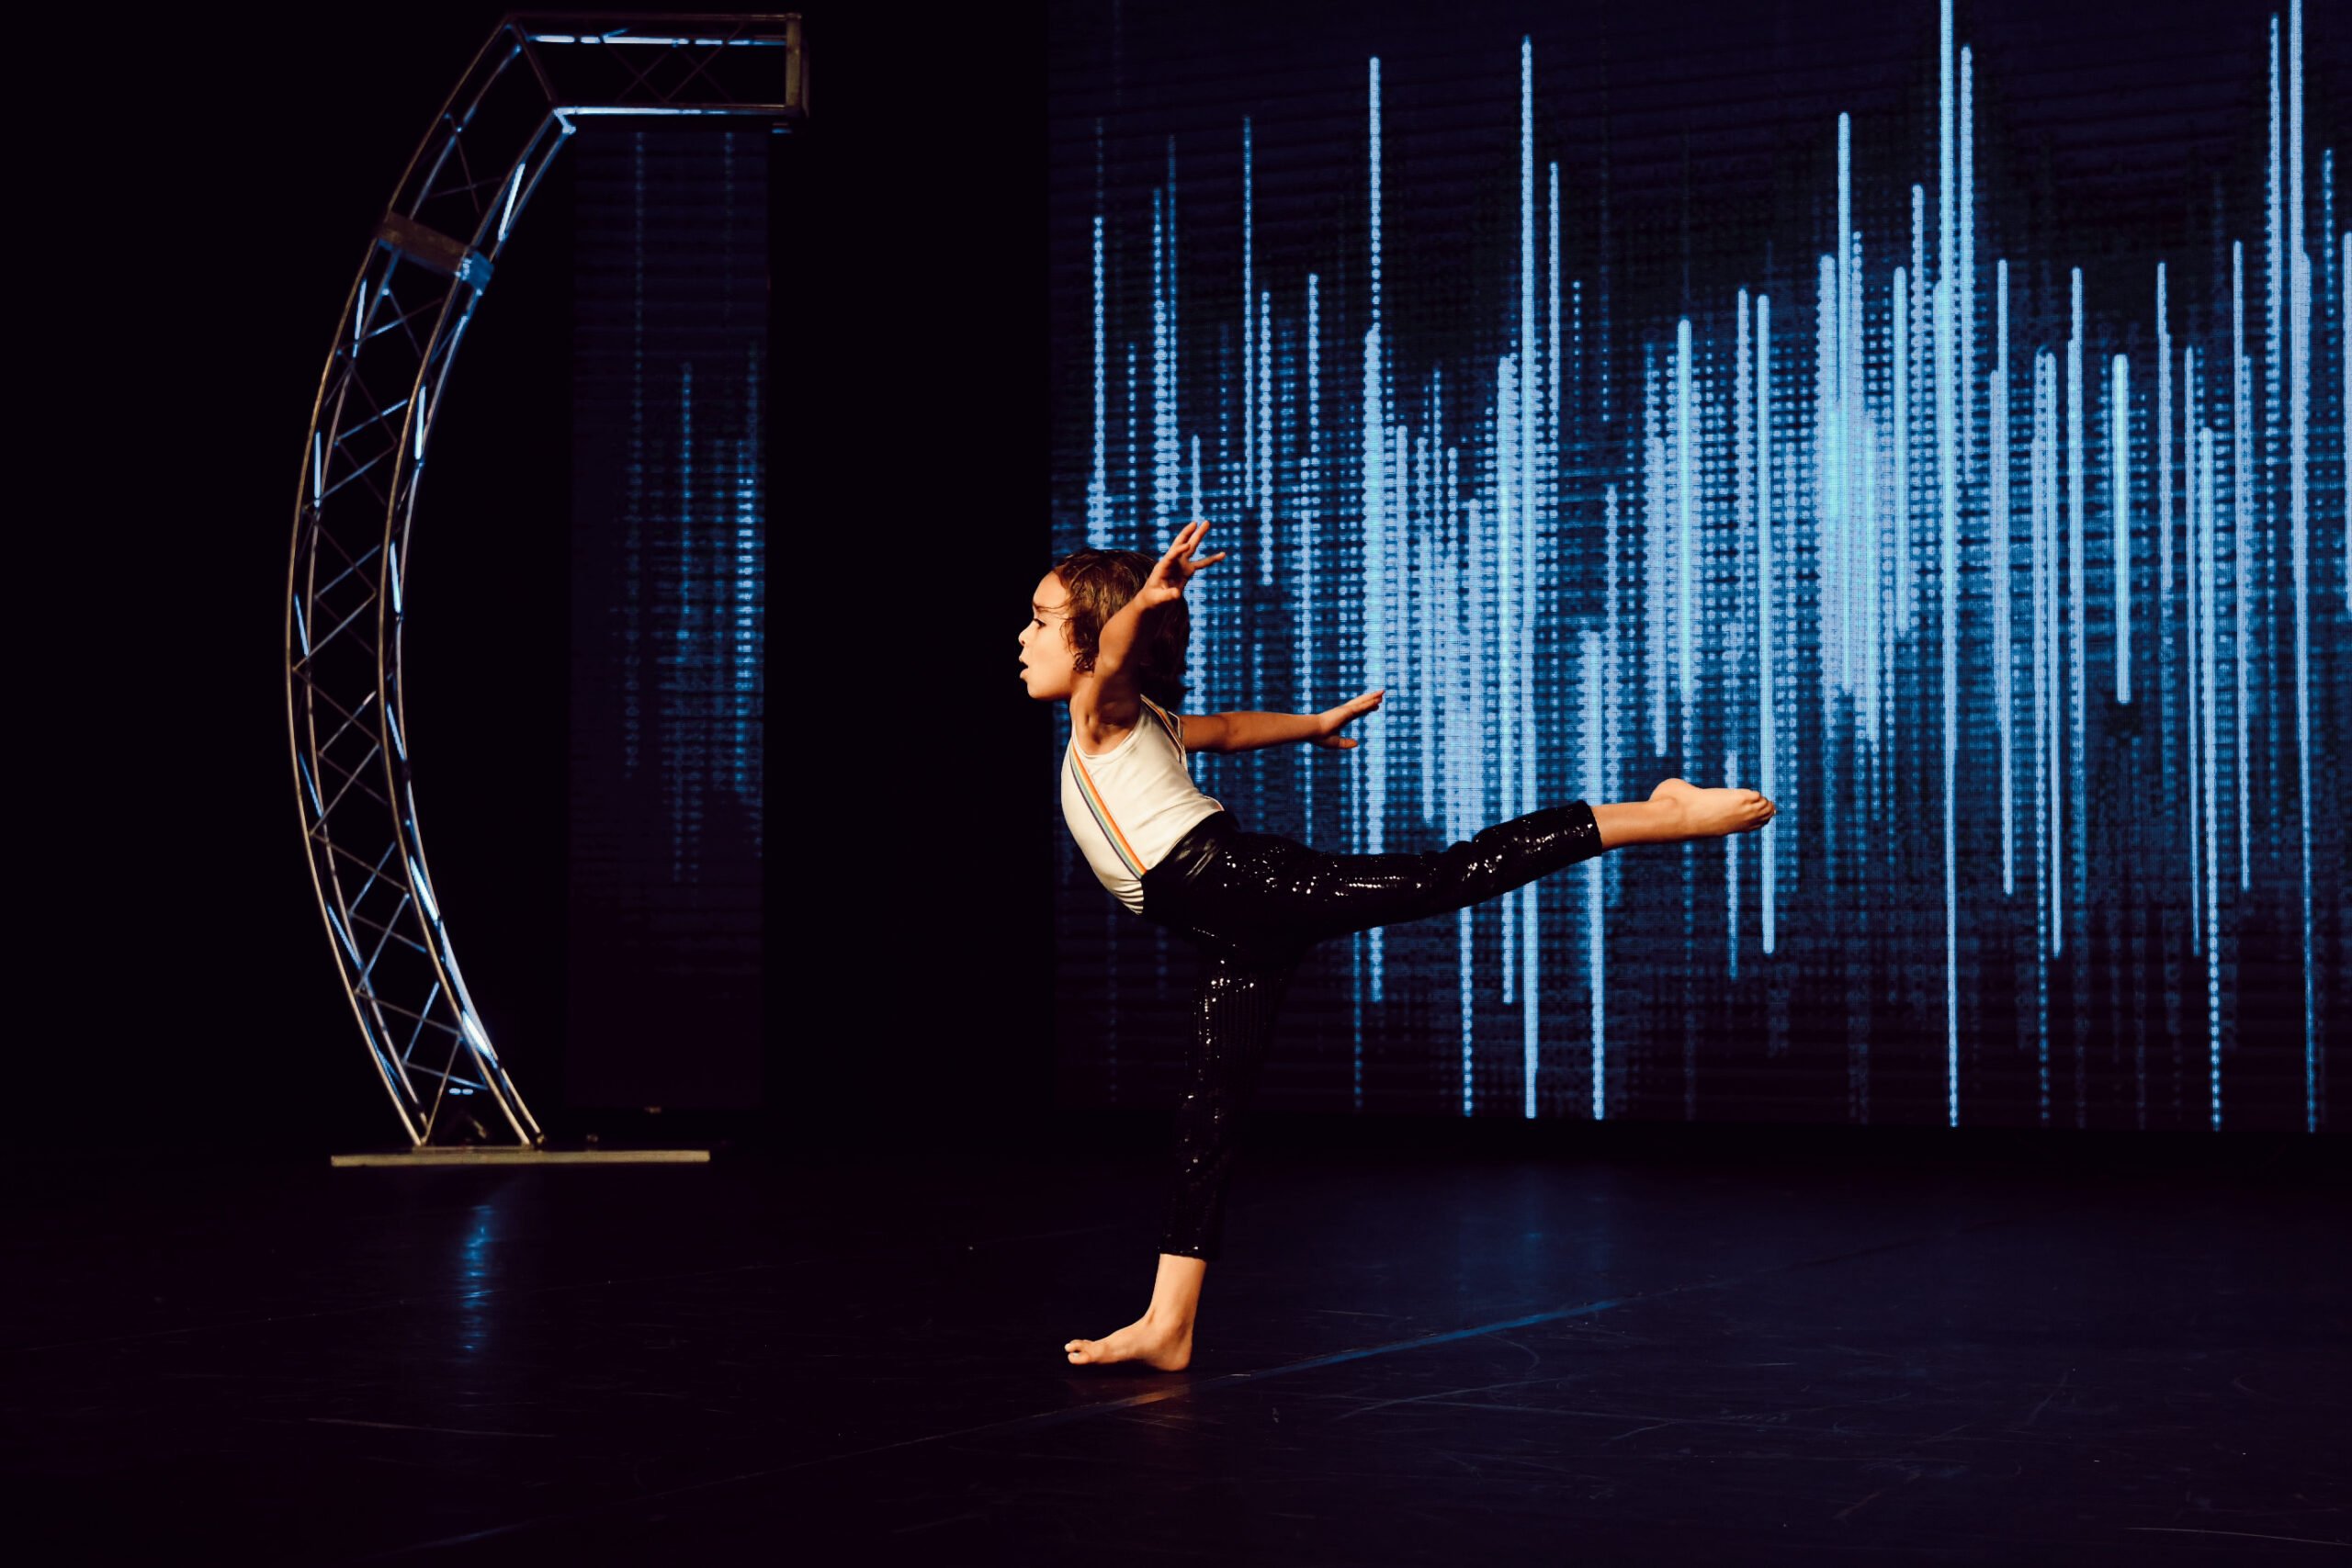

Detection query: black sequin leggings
xmin=1134 ymin=800 xmax=1604 ymax=1261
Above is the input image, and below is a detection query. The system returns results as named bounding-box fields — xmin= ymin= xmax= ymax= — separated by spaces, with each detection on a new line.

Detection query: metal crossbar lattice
xmin=287 ymin=14 xmax=806 ymax=1146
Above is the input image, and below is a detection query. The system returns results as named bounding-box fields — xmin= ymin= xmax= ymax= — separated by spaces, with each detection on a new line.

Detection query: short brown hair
xmin=1050 ymin=547 xmax=1191 ymax=710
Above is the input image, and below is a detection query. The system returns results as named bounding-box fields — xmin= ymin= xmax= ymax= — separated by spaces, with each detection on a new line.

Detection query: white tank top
xmin=1061 ymin=695 xmax=1226 ymax=914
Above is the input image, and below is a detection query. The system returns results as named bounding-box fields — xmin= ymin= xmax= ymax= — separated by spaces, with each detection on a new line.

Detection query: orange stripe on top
xmin=1137 ymin=694 xmax=1184 ymax=753
xmin=1066 ymin=741 xmax=1148 ymax=879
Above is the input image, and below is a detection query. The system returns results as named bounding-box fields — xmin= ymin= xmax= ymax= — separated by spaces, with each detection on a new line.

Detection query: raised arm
xmin=1073 ymin=522 xmax=1227 ymax=748
xmin=1186 ymin=690 xmax=1384 ymax=754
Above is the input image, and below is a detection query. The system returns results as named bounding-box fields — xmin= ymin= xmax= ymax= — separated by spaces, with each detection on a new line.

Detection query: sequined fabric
xmin=1137 ymin=801 xmax=1603 ymax=1260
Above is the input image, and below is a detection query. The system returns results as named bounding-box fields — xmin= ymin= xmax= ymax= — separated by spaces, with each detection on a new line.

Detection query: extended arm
xmin=1186 ymin=689 xmax=1383 ymax=753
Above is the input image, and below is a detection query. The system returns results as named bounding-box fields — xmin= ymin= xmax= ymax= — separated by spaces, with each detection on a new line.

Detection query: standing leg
xmin=1159 ymin=944 xmax=1298 ymax=1262
xmin=1065 ymin=942 xmax=1297 ymax=1371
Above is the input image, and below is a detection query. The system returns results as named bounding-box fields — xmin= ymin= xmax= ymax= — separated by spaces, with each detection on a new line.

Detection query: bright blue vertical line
xmin=1726 ymin=746 xmax=1740 ymax=981
xmin=1445 ymin=446 xmax=1460 ymax=862
xmin=1464 ymin=486 xmax=1484 ymax=1114
xmin=1758 ymin=295 xmax=1777 ymax=954
xmin=2267 ymin=17 xmax=2282 ymax=671
xmin=2030 ymin=348 xmax=2045 ymax=936
xmin=2033 ymin=349 xmax=2053 ymax=1116
xmin=1838 ymin=110 xmax=1851 ymax=522
xmin=1091 ymin=212 xmax=1107 ymax=544
xmin=1907 ymin=186 xmax=1925 ymax=641
xmin=2159 ymin=269 xmax=2174 ymax=776
xmin=2067 ymin=268 xmax=2086 ymax=949
xmin=1649 ymin=349 xmax=1667 ymax=753
xmin=1242 ymin=118 xmax=1255 ymax=583
xmin=1731 ymin=288 xmax=1749 ymax=973
xmin=1937 ymin=222 xmax=1959 ymax=1130
xmin=1186 ymin=424 xmax=1205 ymax=702
xmin=1151 ymin=188 xmax=1171 ymax=538
xmin=1365 ymin=53 xmax=1385 ymax=874
xmin=1935 ymin=21 xmax=1952 ymax=945
xmin=2233 ymin=246 xmax=2253 ymax=890
xmin=1548 ymin=166 xmax=1564 ymax=851
xmin=1261 ymin=288 xmax=1275 ymax=586
xmin=1549 ymin=157 xmax=1563 ymax=547
xmin=1125 ymin=343 xmax=1139 ymax=539
xmin=1938 ymin=0 xmax=1953 ymax=476
xmin=2186 ymin=351 xmax=2204 ymax=960
xmin=1826 ymin=130 xmax=1843 ymax=702
xmin=2041 ymin=350 xmax=2060 ymax=959
xmin=2191 ymin=423 xmax=2211 ymax=1123
xmin=1419 ymin=431 xmax=1436 ymax=826
xmin=1440 ymin=461 xmax=1462 ymax=1100
xmin=1862 ymin=230 xmax=1883 ymax=753
xmin=1894 ymin=263 xmax=1909 ymax=706
xmin=1583 ymin=626 xmax=1605 ymax=1120
xmin=1517 ymin=49 xmax=1537 ymax=741
xmin=1167 ymin=134 xmax=1180 ymax=310
xmin=1303 ymin=275 xmax=1321 ymax=842
xmin=1544 ymin=194 xmax=1560 ymax=1034
xmin=1853 ymin=222 xmax=1870 ymax=715
xmin=2288 ymin=0 xmax=2314 ymax=1132
xmin=2343 ymin=226 xmax=2350 ymax=621
xmin=1736 ymin=288 xmax=1753 ymax=889
xmin=735 ymin=344 xmax=761 ymax=819
xmin=1500 ymin=353 xmax=1516 ymax=826
xmin=2289 ymin=0 xmax=2302 ymax=298
xmin=2113 ymin=355 xmax=2132 ymax=703
xmin=1520 ymin=43 xmax=1541 ymax=1095
xmin=2290 ymin=248 xmax=2316 ymax=1131
xmin=2328 ymin=147 xmax=2340 ymax=618
xmin=1678 ymin=319 xmax=1694 ymax=710
xmin=1852 ymin=230 xmax=1871 ymax=726
xmin=1498 ymin=355 xmax=1517 ymax=1008
xmin=1396 ymin=421 xmax=1411 ymax=707
xmin=1996 ymin=263 xmax=2014 ymax=899
xmin=1604 ymin=480 xmax=1623 ymax=916
xmin=2030 ymin=352 xmax=2050 ymax=964
xmin=1961 ymin=44 xmax=1975 ymax=474
xmin=1815 ymin=254 xmax=1836 ymax=730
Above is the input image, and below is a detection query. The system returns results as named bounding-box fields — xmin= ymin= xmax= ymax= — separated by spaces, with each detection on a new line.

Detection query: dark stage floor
xmin=6 ymin=1121 xmax=2344 ymax=1563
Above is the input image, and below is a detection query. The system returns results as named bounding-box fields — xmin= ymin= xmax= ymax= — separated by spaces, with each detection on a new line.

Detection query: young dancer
xmin=1023 ymin=520 xmax=1774 ymax=1370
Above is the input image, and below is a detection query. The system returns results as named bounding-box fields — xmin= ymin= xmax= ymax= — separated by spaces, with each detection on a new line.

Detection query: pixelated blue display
xmin=1049 ymin=0 xmax=2346 ymax=1129
xmin=567 ymin=126 xmax=765 ymax=1109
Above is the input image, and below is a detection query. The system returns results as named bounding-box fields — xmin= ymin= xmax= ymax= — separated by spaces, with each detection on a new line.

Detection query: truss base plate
xmin=330 ymin=1147 xmax=711 ymax=1167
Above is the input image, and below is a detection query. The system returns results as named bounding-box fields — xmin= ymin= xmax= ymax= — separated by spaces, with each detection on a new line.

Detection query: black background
xmin=24 ymin=4 xmax=1056 ymax=1159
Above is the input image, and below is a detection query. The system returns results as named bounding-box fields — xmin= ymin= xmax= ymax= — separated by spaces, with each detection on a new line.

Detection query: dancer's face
xmin=1018 ymin=570 xmax=1080 ymax=701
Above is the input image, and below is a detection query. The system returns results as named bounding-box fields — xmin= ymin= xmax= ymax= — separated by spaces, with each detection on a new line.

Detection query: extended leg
xmin=1281 ymin=800 xmax=1609 ymax=940
xmin=1213 ymin=781 xmax=1774 ymax=944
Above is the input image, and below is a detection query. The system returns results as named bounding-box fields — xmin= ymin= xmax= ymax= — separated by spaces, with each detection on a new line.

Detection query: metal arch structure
xmin=287 ymin=16 xmax=806 ymax=1148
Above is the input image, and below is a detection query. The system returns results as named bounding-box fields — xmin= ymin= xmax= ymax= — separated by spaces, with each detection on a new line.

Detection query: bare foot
xmin=1649 ymin=776 xmax=1776 ymax=840
xmin=1064 ymin=1314 xmax=1193 ymax=1371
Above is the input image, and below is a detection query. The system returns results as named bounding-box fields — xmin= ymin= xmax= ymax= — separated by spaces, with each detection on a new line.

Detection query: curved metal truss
xmin=287 ymin=15 xmax=806 ymax=1147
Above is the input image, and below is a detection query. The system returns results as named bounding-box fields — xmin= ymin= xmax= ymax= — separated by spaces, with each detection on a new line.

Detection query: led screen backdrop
xmin=1047 ymin=0 xmax=2346 ymax=1129
xmin=567 ymin=126 xmax=767 ymax=1110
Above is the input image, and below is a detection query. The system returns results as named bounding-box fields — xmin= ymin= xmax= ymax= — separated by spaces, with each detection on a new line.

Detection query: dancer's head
xmin=1018 ymin=548 xmax=1189 ymax=707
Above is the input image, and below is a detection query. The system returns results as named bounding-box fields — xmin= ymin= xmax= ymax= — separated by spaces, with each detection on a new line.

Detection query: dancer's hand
xmin=1135 ymin=520 xmax=1227 ymax=611
xmin=1316 ymin=688 xmax=1385 ymax=748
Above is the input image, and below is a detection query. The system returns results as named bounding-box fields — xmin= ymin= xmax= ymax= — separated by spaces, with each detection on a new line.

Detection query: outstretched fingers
xmin=1151 ymin=522 xmax=1227 ymax=592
